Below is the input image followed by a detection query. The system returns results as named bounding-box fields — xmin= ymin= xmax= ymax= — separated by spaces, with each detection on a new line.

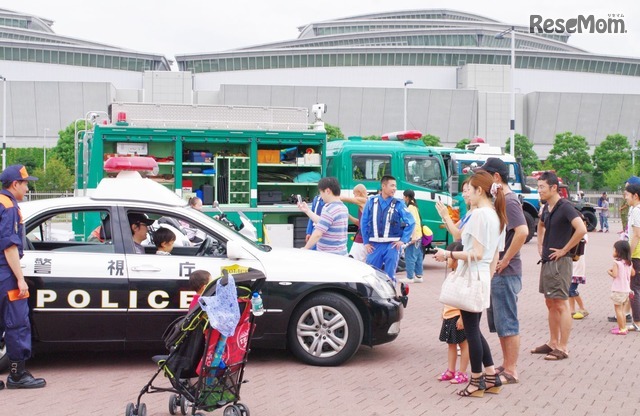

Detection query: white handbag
xmin=438 ymin=252 xmax=486 ymax=313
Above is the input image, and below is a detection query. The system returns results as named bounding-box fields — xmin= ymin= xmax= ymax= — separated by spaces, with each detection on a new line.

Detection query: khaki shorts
xmin=611 ymin=291 xmax=630 ymax=305
xmin=539 ymin=257 xmax=573 ymax=299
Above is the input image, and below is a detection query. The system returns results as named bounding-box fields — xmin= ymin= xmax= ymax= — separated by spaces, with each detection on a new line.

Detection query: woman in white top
xmin=435 ymin=170 xmax=506 ymax=397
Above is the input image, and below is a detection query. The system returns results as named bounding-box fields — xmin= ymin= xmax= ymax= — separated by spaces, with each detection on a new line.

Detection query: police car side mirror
xmin=227 ymin=240 xmax=251 ymax=260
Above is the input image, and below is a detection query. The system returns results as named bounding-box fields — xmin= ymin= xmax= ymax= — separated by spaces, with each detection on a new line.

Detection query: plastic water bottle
xmin=251 ymin=292 xmax=264 ymax=316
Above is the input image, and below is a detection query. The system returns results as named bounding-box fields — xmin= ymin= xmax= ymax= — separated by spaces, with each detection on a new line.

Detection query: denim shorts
xmin=488 ymin=275 xmax=522 ymax=337
xmin=569 ymin=282 xmax=580 ymax=297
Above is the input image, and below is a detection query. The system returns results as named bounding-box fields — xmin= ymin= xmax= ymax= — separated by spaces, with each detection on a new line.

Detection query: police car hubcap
xmin=296 ymin=305 xmax=348 ymax=358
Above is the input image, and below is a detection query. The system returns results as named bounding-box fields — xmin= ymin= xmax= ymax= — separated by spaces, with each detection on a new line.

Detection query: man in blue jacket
xmin=0 ymin=165 xmax=46 ymax=389
xmin=360 ymin=175 xmax=415 ymax=281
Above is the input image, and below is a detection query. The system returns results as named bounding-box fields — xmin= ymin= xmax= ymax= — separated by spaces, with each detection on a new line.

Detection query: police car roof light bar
xmin=381 ymin=130 xmax=422 ymax=141
xmin=104 ymin=156 xmax=159 ymax=176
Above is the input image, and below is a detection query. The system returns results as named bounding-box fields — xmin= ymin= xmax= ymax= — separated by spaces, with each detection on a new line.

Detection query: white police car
xmin=0 ymin=161 xmax=404 ymax=368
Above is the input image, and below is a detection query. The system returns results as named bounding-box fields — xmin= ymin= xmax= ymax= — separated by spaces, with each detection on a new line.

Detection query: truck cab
xmin=326 ymin=133 xmax=450 ymax=249
xmin=447 ymin=143 xmax=539 ymax=242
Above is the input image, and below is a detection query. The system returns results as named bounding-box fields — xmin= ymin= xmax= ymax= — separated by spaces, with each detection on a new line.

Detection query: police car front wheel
xmin=287 ymin=292 xmax=364 ymax=366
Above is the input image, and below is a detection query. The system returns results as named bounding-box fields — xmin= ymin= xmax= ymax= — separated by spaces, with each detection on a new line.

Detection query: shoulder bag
xmin=438 ymin=251 xmax=485 ymax=313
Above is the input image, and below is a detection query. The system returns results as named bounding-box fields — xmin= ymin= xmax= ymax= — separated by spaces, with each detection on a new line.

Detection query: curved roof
xmin=0 ymin=8 xmax=170 ymax=71
xmin=176 ymin=8 xmax=640 ymax=77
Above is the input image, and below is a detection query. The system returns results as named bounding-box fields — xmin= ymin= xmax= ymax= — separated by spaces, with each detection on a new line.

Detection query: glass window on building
xmin=352 ymin=155 xmax=391 ymax=182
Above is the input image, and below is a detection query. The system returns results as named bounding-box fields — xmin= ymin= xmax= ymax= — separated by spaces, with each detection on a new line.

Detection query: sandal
xmin=495 ymin=366 xmax=504 ymax=375
xmin=484 ymin=373 xmax=502 ymax=394
xmin=530 ymin=344 xmax=553 ymax=354
xmin=544 ymin=349 xmax=569 ymax=360
xmin=457 ymin=375 xmax=485 ymax=398
xmin=499 ymin=372 xmax=519 ymax=384
xmin=611 ymin=328 xmax=628 ymax=335
xmin=437 ymin=369 xmax=455 ymax=381
xmin=450 ymin=371 xmax=468 ymax=385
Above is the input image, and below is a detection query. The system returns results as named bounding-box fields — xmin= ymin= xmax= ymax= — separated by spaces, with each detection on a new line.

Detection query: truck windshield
xmin=405 ymin=156 xmax=443 ymax=190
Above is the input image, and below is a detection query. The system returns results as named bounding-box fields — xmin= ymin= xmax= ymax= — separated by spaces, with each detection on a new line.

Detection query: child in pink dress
xmin=437 ymin=242 xmax=470 ymax=384
xmin=608 ymin=241 xmax=634 ymax=335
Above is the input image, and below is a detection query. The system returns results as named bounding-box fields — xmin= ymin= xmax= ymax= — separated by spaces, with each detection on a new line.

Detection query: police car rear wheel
xmin=0 ymin=332 xmax=7 ymax=373
xmin=288 ymin=293 xmax=363 ymax=366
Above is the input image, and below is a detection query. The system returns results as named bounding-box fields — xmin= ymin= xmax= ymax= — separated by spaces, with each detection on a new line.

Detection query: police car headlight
xmin=363 ymin=271 xmax=396 ymax=299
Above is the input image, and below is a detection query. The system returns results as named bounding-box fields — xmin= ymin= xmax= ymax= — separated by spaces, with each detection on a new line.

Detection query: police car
xmin=0 ymin=159 xmax=404 ymax=368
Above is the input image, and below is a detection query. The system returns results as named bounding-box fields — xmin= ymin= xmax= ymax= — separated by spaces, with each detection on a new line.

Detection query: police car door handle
xmin=131 ymin=266 xmax=162 ymax=272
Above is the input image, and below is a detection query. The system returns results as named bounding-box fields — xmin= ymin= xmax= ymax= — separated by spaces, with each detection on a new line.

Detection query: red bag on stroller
xmin=198 ymin=298 xmax=253 ymax=376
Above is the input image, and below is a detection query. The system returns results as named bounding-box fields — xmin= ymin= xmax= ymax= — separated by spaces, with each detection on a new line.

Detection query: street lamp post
xmin=43 ymin=128 xmax=49 ymax=172
xmin=403 ymin=80 xmax=413 ymax=130
xmin=1 ymin=76 xmax=6 ymax=170
xmin=495 ymin=27 xmax=516 ymax=156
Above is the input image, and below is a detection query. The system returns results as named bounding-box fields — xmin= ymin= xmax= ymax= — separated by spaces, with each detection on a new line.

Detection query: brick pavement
xmin=3 ymin=228 xmax=640 ymax=415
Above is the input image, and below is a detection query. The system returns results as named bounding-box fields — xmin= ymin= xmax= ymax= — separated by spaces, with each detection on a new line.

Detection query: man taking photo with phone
xmin=298 ymin=177 xmax=349 ymax=255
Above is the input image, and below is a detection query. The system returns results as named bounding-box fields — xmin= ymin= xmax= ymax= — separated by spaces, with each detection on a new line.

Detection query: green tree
xmin=545 ymin=132 xmax=593 ymax=186
xmin=7 ymin=148 xmax=42 ymax=171
xmin=31 ymin=158 xmax=74 ymax=192
xmin=455 ymin=138 xmax=470 ymax=149
xmin=422 ymin=134 xmax=441 ymax=146
xmin=362 ymin=135 xmax=381 ymax=140
xmin=592 ymin=133 xmax=630 ymax=189
xmin=604 ymin=160 xmax=632 ymax=191
xmin=504 ymin=133 xmax=541 ymax=175
xmin=324 ymin=123 xmax=345 ymax=141
xmin=50 ymin=120 xmax=86 ymax=173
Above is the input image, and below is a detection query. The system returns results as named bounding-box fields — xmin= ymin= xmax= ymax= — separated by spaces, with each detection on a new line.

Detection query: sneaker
xmin=398 ymin=278 xmax=412 ymax=284
xmin=572 ymin=312 xmax=584 ymax=320
xmin=414 ymin=276 xmax=424 ymax=283
xmin=611 ymin=328 xmax=628 ymax=335
xmin=627 ymin=322 xmax=640 ymax=332
xmin=608 ymin=314 xmax=632 ymax=322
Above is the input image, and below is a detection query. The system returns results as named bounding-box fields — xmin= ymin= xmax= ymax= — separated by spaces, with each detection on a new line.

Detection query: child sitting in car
xmin=154 ymin=227 xmax=176 ymax=255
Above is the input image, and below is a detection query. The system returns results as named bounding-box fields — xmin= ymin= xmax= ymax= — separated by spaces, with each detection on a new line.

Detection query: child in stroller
xmin=125 ymin=268 xmax=266 ymax=416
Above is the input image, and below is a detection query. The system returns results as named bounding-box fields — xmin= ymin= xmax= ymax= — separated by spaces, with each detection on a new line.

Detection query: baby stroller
xmin=125 ymin=268 xmax=266 ymax=416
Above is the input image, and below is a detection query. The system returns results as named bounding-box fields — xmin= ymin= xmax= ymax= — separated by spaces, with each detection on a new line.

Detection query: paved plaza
xmin=3 ymin=226 xmax=640 ymax=415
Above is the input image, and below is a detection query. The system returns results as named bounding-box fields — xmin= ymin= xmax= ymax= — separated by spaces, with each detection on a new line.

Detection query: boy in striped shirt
xmin=299 ymin=177 xmax=348 ymax=255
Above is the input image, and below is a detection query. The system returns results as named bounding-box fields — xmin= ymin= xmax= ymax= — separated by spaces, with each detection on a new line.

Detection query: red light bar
xmin=381 ymin=130 xmax=423 ymax=141
xmin=117 ymin=112 xmax=127 ymax=122
xmin=104 ymin=156 xmax=158 ymax=174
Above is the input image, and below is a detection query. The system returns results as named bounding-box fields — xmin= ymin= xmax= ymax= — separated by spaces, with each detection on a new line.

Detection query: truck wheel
xmin=582 ymin=210 xmax=597 ymax=232
xmin=524 ymin=211 xmax=536 ymax=243
xmin=288 ymin=293 xmax=363 ymax=366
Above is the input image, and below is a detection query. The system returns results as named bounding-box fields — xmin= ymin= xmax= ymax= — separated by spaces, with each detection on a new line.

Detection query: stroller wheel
xmin=236 ymin=403 xmax=250 ymax=416
xmin=223 ymin=405 xmax=242 ymax=416
xmin=180 ymin=395 xmax=188 ymax=415
xmin=169 ymin=394 xmax=179 ymax=415
xmin=137 ymin=403 xmax=147 ymax=416
xmin=125 ymin=403 xmax=134 ymax=416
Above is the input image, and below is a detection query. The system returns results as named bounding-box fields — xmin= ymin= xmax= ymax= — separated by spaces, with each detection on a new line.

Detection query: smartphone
xmin=8 ymin=289 xmax=29 ymax=301
xmin=297 ymin=194 xmax=302 ymax=204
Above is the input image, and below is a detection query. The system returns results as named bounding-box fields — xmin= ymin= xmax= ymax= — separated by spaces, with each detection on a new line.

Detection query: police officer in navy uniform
xmin=0 ymin=165 xmax=46 ymax=389
xmin=360 ymin=175 xmax=415 ymax=281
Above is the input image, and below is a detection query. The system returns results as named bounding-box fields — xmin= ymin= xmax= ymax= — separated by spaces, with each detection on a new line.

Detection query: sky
xmin=2 ymin=0 xmax=639 ymax=61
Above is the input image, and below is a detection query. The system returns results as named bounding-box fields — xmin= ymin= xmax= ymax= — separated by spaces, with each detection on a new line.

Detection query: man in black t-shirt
xmin=531 ymin=171 xmax=586 ymax=361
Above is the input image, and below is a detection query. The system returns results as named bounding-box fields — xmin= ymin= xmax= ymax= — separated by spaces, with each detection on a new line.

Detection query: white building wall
xmin=193 ymin=66 xmax=457 ymax=91
xmin=1 ymin=61 xmax=143 ymax=89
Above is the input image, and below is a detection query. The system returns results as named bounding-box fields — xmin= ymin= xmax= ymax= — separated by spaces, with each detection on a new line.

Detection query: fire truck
xmin=78 ymin=103 xmax=328 ymax=245
xmin=326 ymin=131 xmax=451 ymax=249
